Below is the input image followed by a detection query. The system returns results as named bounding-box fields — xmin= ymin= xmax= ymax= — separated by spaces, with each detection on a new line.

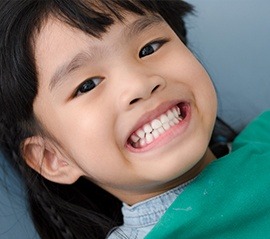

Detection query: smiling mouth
xmin=127 ymin=102 xmax=189 ymax=149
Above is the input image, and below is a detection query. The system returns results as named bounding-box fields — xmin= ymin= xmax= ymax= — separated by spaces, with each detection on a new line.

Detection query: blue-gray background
xmin=1 ymin=1 xmax=270 ymax=238
xmin=188 ymin=0 xmax=270 ymax=130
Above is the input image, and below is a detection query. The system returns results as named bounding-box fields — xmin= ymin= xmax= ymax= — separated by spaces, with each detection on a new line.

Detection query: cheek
xmin=167 ymin=51 xmax=217 ymax=133
xmin=60 ymin=111 xmax=111 ymax=150
xmin=57 ymin=108 xmax=122 ymax=167
xmin=162 ymin=52 xmax=216 ymax=103
xmin=36 ymin=98 xmax=116 ymax=159
xmin=155 ymin=45 xmax=203 ymax=83
xmin=179 ymin=54 xmax=217 ymax=107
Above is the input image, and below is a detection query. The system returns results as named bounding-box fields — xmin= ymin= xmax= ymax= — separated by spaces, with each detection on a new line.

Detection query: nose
xmin=118 ymin=71 xmax=166 ymax=110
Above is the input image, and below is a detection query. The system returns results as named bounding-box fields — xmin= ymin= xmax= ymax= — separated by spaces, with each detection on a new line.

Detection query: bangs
xmin=44 ymin=0 xmax=193 ymax=41
xmin=47 ymin=0 xmax=156 ymax=38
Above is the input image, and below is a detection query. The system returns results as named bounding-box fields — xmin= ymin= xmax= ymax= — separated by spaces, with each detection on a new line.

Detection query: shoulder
xmin=233 ymin=110 xmax=270 ymax=149
xmin=106 ymin=227 xmax=132 ymax=239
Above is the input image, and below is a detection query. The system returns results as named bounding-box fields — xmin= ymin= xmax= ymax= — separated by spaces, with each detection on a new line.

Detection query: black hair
xmin=0 ymin=1 xmax=196 ymax=238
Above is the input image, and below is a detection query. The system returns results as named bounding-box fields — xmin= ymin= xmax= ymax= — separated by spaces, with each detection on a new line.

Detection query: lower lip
xmin=125 ymin=104 xmax=191 ymax=153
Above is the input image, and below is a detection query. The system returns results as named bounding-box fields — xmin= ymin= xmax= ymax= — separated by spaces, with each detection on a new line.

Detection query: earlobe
xmin=22 ymin=136 xmax=82 ymax=184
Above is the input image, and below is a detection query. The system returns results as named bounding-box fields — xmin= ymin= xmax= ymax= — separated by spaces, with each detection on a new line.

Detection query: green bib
xmin=146 ymin=111 xmax=270 ymax=239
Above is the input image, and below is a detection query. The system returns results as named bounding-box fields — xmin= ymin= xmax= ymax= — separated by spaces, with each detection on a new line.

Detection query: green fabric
xmin=146 ymin=110 xmax=270 ymax=239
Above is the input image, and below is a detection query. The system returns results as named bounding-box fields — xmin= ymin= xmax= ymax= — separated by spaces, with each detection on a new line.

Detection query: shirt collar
xmin=121 ymin=181 xmax=191 ymax=227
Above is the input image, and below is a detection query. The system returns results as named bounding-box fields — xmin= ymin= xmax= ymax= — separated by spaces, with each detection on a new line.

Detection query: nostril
xmin=129 ymin=84 xmax=161 ymax=105
xmin=129 ymin=98 xmax=140 ymax=105
xmin=151 ymin=84 xmax=160 ymax=94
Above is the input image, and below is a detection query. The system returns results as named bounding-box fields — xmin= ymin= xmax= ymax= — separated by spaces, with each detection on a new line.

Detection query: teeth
xmin=145 ymin=133 xmax=154 ymax=144
xmin=163 ymin=122 xmax=170 ymax=130
xmin=177 ymin=107 xmax=181 ymax=115
xmin=151 ymin=119 xmax=162 ymax=129
xmin=140 ymin=138 xmax=146 ymax=147
xmin=136 ymin=129 xmax=145 ymax=139
xmin=152 ymin=129 xmax=160 ymax=139
xmin=157 ymin=127 xmax=165 ymax=134
xmin=169 ymin=121 xmax=175 ymax=127
xmin=129 ymin=105 xmax=184 ymax=148
xmin=173 ymin=108 xmax=178 ymax=117
xmin=131 ymin=134 xmax=140 ymax=143
xmin=167 ymin=110 xmax=175 ymax=120
xmin=173 ymin=118 xmax=180 ymax=124
xmin=143 ymin=124 xmax=152 ymax=133
xmin=160 ymin=114 xmax=169 ymax=123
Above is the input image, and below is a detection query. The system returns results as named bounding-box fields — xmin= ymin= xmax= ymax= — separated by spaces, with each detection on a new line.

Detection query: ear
xmin=22 ymin=136 xmax=83 ymax=184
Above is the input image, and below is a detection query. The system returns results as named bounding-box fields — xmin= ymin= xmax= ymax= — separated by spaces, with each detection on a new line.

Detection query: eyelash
xmin=73 ymin=38 xmax=169 ymax=97
xmin=139 ymin=38 xmax=169 ymax=58
xmin=74 ymin=77 xmax=102 ymax=97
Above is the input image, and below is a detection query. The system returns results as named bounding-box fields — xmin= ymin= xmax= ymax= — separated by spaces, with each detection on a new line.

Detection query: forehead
xmin=34 ymin=12 xmax=164 ymax=63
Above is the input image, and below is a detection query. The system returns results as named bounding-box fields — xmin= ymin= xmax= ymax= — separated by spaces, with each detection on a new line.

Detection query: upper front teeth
xmin=130 ymin=106 xmax=182 ymax=147
xmin=151 ymin=119 xmax=162 ymax=129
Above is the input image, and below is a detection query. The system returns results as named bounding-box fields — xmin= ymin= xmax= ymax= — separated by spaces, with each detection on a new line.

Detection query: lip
xmin=125 ymin=100 xmax=191 ymax=153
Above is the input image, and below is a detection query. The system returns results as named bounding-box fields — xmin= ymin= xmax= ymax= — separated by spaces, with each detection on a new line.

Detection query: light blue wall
xmin=187 ymin=0 xmax=270 ymax=130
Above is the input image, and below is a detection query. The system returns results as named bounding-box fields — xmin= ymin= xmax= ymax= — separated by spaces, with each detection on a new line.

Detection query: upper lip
xmin=125 ymin=99 xmax=185 ymax=143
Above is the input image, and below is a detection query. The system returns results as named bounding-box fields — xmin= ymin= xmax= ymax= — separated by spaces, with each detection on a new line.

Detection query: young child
xmin=0 ymin=1 xmax=269 ymax=239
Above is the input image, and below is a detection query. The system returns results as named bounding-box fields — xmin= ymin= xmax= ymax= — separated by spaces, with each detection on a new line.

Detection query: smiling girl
xmin=1 ymin=1 xmax=269 ymax=239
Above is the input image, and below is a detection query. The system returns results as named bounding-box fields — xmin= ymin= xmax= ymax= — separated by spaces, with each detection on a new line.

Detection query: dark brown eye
xmin=139 ymin=40 xmax=167 ymax=58
xmin=75 ymin=78 xmax=102 ymax=96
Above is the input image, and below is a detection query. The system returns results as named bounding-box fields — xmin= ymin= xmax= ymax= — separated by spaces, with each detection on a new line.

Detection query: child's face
xmin=32 ymin=13 xmax=217 ymax=204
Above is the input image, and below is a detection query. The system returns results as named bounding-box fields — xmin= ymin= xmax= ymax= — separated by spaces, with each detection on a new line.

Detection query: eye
xmin=139 ymin=39 xmax=168 ymax=58
xmin=74 ymin=77 xmax=102 ymax=97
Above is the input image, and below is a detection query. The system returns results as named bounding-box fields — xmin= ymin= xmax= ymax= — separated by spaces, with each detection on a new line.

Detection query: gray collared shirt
xmin=107 ymin=181 xmax=190 ymax=239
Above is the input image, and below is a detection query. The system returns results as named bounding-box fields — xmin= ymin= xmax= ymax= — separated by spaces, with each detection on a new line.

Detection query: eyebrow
xmin=49 ymin=52 xmax=92 ymax=91
xmin=125 ymin=14 xmax=164 ymax=40
xmin=49 ymin=15 xmax=164 ymax=92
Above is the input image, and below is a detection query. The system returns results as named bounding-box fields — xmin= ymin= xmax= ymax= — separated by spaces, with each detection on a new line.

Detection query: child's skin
xmin=23 ymin=12 xmax=217 ymax=205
